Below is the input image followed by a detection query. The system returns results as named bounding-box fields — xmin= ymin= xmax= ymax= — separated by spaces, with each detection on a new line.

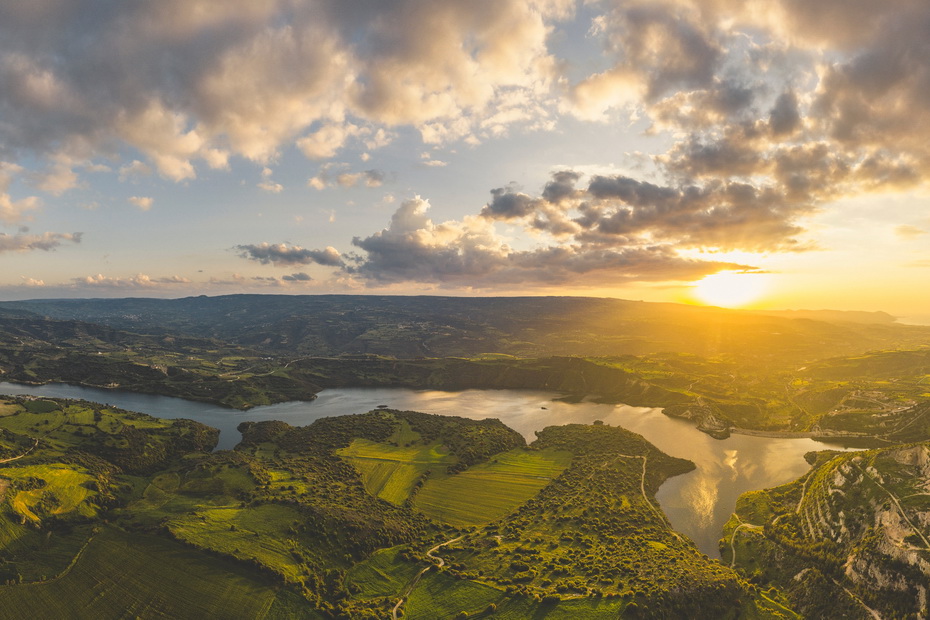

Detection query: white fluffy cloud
xmin=3 ymin=0 xmax=929 ymax=206
xmin=0 ymin=163 xmax=39 ymax=224
xmin=0 ymin=231 xmax=82 ymax=253
xmin=4 ymin=0 xmax=930 ymax=293
xmin=73 ymin=273 xmax=192 ymax=289
xmin=128 ymin=196 xmax=154 ymax=211
xmin=0 ymin=0 xmax=568 ymax=183
xmin=308 ymin=164 xmax=386 ymax=190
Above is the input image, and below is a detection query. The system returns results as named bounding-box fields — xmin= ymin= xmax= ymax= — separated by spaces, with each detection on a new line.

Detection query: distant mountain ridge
xmin=749 ymin=308 xmax=898 ymax=324
xmin=1 ymin=294 xmax=927 ymax=364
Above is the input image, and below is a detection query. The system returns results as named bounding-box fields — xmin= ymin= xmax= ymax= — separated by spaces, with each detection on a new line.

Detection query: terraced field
xmin=724 ymin=443 xmax=930 ymax=618
xmin=414 ymin=448 xmax=571 ymax=526
xmin=338 ymin=438 xmax=456 ymax=505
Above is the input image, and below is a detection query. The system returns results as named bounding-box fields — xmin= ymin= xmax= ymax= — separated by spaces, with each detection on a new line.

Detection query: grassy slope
xmin=414 ymin=448 xmax=572 ymax=526
xmin=168 ymin=503 xmax=308 ymax=583
xmin=3 ymin=463 xmax=97 ymax=523
xmin=343 ymin=423 xmax=798 ymax=619
xmin=338 ymin=437 xmax=455 ymax=505
xmin=428 ymin=424 xmax=758 ymax=618
xmin=0 ymin=397 xmax=804 ymax=619
xmin=0 ymin=527 xmax=283 ymax=620
xmin=405 ymin=571 xmax=503 ymax=619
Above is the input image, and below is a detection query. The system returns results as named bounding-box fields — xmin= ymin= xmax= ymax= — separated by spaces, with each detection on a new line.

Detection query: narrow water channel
xmin=0 ymin=382 xmax=857 ymax=558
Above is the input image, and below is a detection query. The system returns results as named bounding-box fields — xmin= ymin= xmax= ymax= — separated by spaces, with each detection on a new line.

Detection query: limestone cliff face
xmin=800 ymin=445 xmax=930 ymax=617
xmin=732 ymin=442 xmax=930 ymax=619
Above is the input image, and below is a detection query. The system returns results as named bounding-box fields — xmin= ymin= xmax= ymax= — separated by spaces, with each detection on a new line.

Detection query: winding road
xmin=0 ymin=437 xmax=38 ymax=464
xmin=852 ymin=462 xmax=930 ymax=550
xmin=392 ymin=535 xmax=463 ymax=620
xmin=727 ymin=520 xmax=762 ymax=567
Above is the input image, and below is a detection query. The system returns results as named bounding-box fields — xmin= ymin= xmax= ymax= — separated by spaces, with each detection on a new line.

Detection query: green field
xmin=345 ymin=545 xmax=423 ymax=599
xmin=403 ymin=571 xmax=629 ymax=619
xmin=0 ymin=527 xmax=289 ymax=619
xmin=0 ymin=402 xmax=22 ymax=417
xmin=2 ymin=464 xmax=98 ymax=523
xmin=414 ymin=448 xmax=571 ymax=526
xmin=338 ymin=437 xmax=456 ymax=505
xmin=167 ymin=503 xmax=306 ymax=583
xmin=492 ymin=596 xmax=626 ymax=619
xmin=405 ymin=570 xmax=504 ymax=619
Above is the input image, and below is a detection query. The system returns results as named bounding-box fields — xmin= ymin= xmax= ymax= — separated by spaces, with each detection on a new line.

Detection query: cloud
xmin=282 ymin=272 xmax=312 ymax=281
xmin=338 ymin=148 xmax=825 ymax=286
xmin=3 ymin=0 xmax=930 ymax=289
xmin=569 ymin=4 xmax=722 ymax=119
xmin=258 ymin=180 xmax=283 ymax=193
xmin=420 ymin=152 xmax=448 ymax=167
xmin=297 ymin=124 xmax=365 ymax=160
xmin=0 ymin=192 xmax=39 ymax=225
xmin=769 ymin=91 xmax=801 ymax=136
xmin=118 ymin=160 xmax=152 ymax=181
xmin=558 ymin=0 xmax=930 ymax=246
xmin=0 ymin=163 xmax=40 ymax=224
xmin=0 ymin=231 xmax=82 ymax=253
xmin=478 ymin=171 xmax=810 ymax=252
xmin=33 ymin=154 xmax=82 ymax=195
xmin=895 ymin=225 xmax=927 ymax=240
xmin=0 ymin=0 xmax=569 ymax=182
xmin=257 ymin=166 xmax=284 ymax=193
xmin=336 ymin=169 xmax=385 ymax=188
xmin=480 ymin=187 xmax=541 ymax=220
xmin=129 ymin=196 xmax=154 ymax=211
xmin=349 ymin=196 xmax=751 ymax=286
xmin=308 ymin=163 xmax=385 ymax=190
xmin=72 ymin=273 xmax=192 ymax=289
xmin=235 ymin=242 xmax=343 ymax=266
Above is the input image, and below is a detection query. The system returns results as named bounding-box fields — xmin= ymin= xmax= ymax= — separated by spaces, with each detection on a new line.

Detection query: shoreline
xmin=729 ymin=428 xmax=817 ymax=439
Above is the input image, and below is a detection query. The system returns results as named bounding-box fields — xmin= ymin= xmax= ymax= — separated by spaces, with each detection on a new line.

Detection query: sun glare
xmin=694 ymin=271 xmax=770 ymax=308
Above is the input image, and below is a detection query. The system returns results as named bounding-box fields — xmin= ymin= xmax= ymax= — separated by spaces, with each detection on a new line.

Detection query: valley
xmin=0 ymin=294 xmax=928 ymax=618
xmin=1 ymin=295 xmax=929 ymax=443
xmin=0 ymin=395 xmax=797 ymax=618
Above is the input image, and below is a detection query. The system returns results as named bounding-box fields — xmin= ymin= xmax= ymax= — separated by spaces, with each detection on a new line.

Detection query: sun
xmin=693 ymin=271 xmax=771 ymax=308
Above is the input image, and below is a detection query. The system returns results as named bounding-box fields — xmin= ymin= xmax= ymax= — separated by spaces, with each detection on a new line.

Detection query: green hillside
xmin=0 ymin=393 xmax=799 ymax=618
xmin=723 ymin=442 xmax=930 ymax=618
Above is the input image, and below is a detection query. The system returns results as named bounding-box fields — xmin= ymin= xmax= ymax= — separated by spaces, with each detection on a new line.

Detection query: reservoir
xmin=0 ymin=382 xmax=855 ymax=558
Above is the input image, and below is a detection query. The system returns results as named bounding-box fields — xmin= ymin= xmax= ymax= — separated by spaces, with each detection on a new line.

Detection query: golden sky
xmin=0 ymin=1 xmax=928 ymax=320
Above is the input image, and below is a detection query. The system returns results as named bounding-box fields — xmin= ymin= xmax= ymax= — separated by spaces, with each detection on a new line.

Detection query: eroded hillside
xmin=724 ymin=443 xmax=930 ymax=618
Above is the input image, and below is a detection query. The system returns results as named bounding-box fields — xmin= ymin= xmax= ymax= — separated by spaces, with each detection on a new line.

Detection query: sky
xmin=1 ymin=1 xmax=929 ymax=321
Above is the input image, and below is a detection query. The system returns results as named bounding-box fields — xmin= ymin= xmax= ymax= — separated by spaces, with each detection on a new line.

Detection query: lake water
xmin=0 ymin=382 xmax=856 ymax=558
